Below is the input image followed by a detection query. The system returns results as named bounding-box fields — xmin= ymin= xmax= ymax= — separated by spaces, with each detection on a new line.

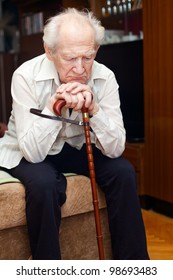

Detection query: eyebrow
xmin=62 ymin=50 xmax=96 ymax=58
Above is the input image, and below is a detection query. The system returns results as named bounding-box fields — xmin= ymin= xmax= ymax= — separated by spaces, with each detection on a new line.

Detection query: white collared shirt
xmin=0 ymin=54 xmax=126 ymax=168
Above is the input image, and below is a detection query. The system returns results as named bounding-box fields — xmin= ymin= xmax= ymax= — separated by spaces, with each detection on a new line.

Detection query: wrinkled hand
xmin=47 ymin=82 xmax=99 ymax=115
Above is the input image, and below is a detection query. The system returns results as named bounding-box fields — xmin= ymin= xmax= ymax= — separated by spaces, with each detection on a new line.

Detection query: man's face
xmin=45 ymin=23 xmax=98 ymax=84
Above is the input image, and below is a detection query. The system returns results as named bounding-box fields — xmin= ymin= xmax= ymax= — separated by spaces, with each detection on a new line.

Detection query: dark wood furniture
xmin=0 ymin=53 xmax=18 ymax=123
xmin=142 ymin=0 xmax=173 ymax=214
xmin=123 ymin=143 xmax=145 ymax=196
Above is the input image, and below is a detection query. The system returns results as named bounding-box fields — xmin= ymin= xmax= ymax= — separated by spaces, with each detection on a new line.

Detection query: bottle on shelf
xmin=101 ymin=0 xmax=135 ymax=17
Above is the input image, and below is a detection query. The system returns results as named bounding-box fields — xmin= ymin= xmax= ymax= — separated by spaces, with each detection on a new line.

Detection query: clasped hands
xmin=48 ymin=82 xmax=99 ymax=116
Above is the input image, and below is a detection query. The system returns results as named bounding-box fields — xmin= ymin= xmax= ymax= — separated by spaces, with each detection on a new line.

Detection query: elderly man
xmin=0 ymin=8 xmax=149 ymax=260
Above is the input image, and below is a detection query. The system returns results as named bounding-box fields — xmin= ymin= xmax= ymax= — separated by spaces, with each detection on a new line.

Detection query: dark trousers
xmin=7 ymin=143 xmax=149 ymax=260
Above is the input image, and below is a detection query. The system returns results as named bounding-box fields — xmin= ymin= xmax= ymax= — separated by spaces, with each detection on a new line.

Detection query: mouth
xmin=67 ymin=77 xmax=88 ymax=83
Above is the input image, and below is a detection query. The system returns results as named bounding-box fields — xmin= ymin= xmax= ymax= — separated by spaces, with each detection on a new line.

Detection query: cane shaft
xmin=82 ymin=109 xmax=105 ymax=260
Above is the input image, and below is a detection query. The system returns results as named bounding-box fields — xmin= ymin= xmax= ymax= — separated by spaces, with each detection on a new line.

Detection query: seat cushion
xmin=0 ymin=181 xmax=26 ymax=230
xmin=0 ymin=171 xmax=106 ymax=230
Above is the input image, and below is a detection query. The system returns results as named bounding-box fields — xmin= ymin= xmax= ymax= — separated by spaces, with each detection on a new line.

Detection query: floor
xmin=142 ymin=209 xmax=173 ymax=260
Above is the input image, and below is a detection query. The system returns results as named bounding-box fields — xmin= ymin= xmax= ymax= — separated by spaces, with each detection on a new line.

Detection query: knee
xmin=107 ymin=157 xmax=137 ymax=192
xmin=26 ymin=173 xmax=67 ymax=206
xmin=115 ymin=158 xmax=136 ymax=187
xmin=118 ymin=158 xmax=135 ymax=178
xmin=107 ymin=159 xmax=138 ymax=203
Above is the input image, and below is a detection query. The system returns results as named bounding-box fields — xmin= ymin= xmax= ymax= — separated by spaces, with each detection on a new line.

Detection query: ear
xmin=93 ymin=45 xmax=100 ymax=59
xmin=44 ymin=44 xmax=53 ymax=61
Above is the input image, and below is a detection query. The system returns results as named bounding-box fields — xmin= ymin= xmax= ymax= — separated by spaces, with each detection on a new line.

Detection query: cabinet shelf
xmin=101 ymin=8 xmax=142 ymax=35
xmin=13 ymin=0 xmax=63 ymax=63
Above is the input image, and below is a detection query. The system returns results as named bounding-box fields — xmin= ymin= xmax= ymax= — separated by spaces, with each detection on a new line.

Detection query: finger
xmin=69 ymin=94 xmax=78 ymax=109
xmin=55 ymin=91 xmax=72 ymax=107
xmin=83 ymin=91 xmax=93 ymax=108
xmin=57 ymin=82 xmax=80 ymax=94
xmin=65 ymin=82 xmax=81 ymax=93
xmin=63 ymin=93 xmax=73 ymax=107
xmin=66 ymin=83 xmax=91 ymax=95
xmin=73 ymin=92 xmax=85 ymax=111
xmin=71 ymin=85 xmax=91 ymax=95
xmin=56 ymin=83 xmax=74 ymax=93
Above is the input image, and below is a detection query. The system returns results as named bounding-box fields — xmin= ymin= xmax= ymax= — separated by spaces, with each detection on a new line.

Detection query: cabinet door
xmin=143 ymin=0 xmax=173 ymax=203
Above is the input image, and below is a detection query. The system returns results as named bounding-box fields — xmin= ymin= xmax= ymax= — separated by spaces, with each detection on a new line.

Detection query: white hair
xmin=43 ymin=8 xmax=105 ymax=52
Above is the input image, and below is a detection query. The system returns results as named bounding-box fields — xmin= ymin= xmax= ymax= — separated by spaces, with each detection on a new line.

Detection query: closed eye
xmin=83 ymin=56 xmax=94 ymax=62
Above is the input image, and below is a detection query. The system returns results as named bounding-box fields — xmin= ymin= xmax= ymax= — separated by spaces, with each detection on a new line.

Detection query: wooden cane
xmin=53 ymin=99 xmax=105 ymax=260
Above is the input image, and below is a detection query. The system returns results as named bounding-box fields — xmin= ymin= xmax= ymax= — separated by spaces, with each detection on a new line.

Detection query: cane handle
xmin=53 ymin=99 xmax=88 ymax=115
xmin=53 ymin=99 xmax=66 ymax=116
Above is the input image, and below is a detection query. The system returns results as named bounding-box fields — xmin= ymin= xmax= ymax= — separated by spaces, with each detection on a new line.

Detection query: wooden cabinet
xmin=142 ymin=0 xmax=173 ymax=205
xmin=123 ymin=143 xmax=145 ymax=195
xmin=0 ymin=53 xmax=18 ymax=123
xmin=11 ymin=0 xmax=63 ymax=64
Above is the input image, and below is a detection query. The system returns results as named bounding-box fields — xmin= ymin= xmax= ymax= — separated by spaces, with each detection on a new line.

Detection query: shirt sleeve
xmin=90 ymin=71 xmax=126 ymax=158
xmin=11 ymin=69 xmax=62 ymax=163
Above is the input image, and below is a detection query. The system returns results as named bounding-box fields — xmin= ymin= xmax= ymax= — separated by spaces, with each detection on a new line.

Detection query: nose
xmin=73 ymin=58 xmax=84 ymax=74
